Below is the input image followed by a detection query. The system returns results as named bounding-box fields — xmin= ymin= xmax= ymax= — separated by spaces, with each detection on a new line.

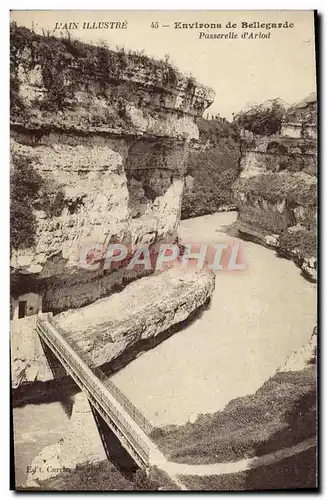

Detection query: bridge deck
xmin=36 ymin=313 xmax=166 ymax=469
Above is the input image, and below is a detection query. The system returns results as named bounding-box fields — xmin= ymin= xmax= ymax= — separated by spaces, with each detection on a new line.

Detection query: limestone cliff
xmin=10 ymin=25 xmax=216 ymax=390
xmin=233 ymin=94 xmax=317 ymax=281
xmin=10 ymin=24 xmax=214 ymax=312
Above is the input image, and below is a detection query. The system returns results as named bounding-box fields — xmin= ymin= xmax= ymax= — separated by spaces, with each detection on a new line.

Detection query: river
xmin=12 ymin=212 xmax=317 ymax=485
xmin=111 ymin=212 xmax=317 ymax=425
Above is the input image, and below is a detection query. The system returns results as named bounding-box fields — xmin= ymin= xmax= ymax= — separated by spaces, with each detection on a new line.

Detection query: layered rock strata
xmin=10 ymin=25 xmax=215 ymax=390
xmin=10 ymin=24 xmax=214 ymax=313
xmin=233 ymin=94 xmax=317 ymax=281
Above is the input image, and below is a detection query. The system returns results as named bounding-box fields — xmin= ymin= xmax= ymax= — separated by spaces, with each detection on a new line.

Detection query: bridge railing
xmin=37 ymin=315 xmax=150 ymax=464
xmin=92 ymin=366 xmax=154 ymax=435
xmin=37 ymin=314 xmax=152 ymax=463
xmin=45 ymin=314 xmax=154 ymax=435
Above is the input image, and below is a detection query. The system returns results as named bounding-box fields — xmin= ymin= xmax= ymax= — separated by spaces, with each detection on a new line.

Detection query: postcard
xmin=10 ymin=9 xmax=317 ymax=491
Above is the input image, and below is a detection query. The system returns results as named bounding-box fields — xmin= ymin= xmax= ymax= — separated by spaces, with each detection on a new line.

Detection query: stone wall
xmin=11 ymin=292 xmax=42 ymax=320
xmin=10 ymin=25 xmax=214 ymax=312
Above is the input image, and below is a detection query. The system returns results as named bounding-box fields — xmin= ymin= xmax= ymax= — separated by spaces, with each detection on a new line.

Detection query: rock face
xmin=11 ymin=316 xmax=53 ymax=388
xmin=25 ymin=392 xmax=106 ymax=488
xmin=55 ymin=267 xmax=215 ymax=368
xmin=10 ymin=24 xmax=214 ymax=313
xmin=233 ymin=95 xmax=317 ymax=281
xmin=11 ymin=267 xmax=215 ymax=389
xmin=278 ymin=326 xmax=317 ymax=373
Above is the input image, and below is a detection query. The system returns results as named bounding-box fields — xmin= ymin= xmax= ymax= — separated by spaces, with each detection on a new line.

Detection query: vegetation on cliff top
xmin=234 ymin=100 xmax=287 ymax=136
xmin=10 ymin=23 xmax=184 ymax=117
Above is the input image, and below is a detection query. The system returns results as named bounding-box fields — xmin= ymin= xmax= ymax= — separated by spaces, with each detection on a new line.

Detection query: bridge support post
xmin=36 ymin=315 xmax=150 ymax=480
xmin=38 ymin=335 xmax=75 ymax=416
xmin=89 ymin=402 xmax=140 ymax=480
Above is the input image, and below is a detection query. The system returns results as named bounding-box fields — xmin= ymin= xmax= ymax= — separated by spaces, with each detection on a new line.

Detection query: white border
xmin=2 ymin=2 xmax=325 ymax=499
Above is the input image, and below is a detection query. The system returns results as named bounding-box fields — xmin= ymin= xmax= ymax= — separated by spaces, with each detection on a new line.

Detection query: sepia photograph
xmin=9 ymin=9 xmax=317 ymax=491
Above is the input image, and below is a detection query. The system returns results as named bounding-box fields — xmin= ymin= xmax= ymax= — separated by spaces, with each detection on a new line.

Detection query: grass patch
xmin=179 ymin=447 xmax=317 ymax=490
xmin=151 ymin=366 xmax=316 ymax=465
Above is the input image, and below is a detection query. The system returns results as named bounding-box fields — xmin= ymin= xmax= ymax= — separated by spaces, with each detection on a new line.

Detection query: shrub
xmin=10 ymin=154 xmax=43 ymax=249
xmin=182 ymin=117 xmax=240 ymax=219
xmin=234 ymin=101 xmax=286 ymax=136
xmin=279 ymin=228 xmax=316 ymax=259
xmin=10 ymin=153 xmax=65 ymax=250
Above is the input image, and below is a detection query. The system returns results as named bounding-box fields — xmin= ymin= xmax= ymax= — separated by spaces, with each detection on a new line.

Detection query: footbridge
xmin=36 ymin=312 xmax=166 ymax=471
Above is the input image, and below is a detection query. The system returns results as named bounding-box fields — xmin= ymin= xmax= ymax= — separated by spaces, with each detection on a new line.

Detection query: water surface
xmin=111 ymin=212 xmax=317 ymax=426
xmin=13 ymin=212 xmax=317 ymax=486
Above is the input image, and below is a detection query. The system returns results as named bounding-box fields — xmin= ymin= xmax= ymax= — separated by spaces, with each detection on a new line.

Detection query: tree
xmin=234 ymin=101 xmax=286 ymax=136
xmin=10 ymin=153 xmax=65 ymax=250
xmin=10 ymin=154 xmax=43 ymax=249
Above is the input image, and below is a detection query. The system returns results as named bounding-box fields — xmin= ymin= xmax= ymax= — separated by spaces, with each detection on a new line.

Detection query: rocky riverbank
xmin=233 ymin=95 xmax=317 ymax=282
xmin=24 ymin=393 xmax=106 ymax=488
xmin=11 ymin=267 xmax=215 ymax=396
xmin=151 ymin=327 xmax=317 ymax=468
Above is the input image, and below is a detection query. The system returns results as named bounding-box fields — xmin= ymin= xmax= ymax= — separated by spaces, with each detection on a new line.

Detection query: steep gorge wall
xmin=233 ymin=99 xmax=317 ymax=281
xmin=10 ymin=25 xmax=214 ymax=313
xmin=181 ymin=118 xmax=240 ymax=219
